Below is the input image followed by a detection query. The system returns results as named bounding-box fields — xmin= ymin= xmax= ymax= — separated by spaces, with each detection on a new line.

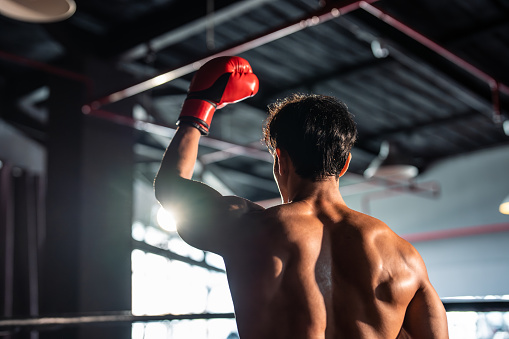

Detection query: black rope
xmin=0 ymin=312 xmax=235 ymax=330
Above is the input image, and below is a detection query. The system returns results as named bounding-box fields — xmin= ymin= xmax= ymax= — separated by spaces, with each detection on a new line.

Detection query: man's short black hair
xmin=263 ymin=93 xmax=357 ymax=181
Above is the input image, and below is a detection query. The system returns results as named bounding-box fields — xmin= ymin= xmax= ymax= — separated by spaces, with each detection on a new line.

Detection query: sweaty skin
xmin=155 ymin=125 xmax=449 ymax=339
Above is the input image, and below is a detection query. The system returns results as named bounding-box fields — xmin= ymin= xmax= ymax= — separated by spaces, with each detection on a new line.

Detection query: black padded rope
xmin=0 ymin=312 xmax=235 ymax=330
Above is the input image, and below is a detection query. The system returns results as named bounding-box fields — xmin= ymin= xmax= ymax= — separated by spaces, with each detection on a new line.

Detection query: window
xmin=131 ymin=218 xmax=238 ymax=339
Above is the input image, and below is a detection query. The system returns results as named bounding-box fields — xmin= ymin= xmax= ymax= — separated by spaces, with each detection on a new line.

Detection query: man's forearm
xmin=154 ymin=125 xmax=201 ymax=202
xmin=161 ymin=125 xmax=201 ymax=179
xmin=154 ymin=56 xmax=258 ymax=207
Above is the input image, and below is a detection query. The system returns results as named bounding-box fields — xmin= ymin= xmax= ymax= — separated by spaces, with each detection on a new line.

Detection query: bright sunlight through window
xmin=131 ymin=218 xmax=238 ymax=339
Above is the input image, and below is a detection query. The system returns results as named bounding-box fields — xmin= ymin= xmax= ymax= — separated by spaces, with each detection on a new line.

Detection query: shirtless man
xmin=154 ymin=56 xmax=449 ymax=339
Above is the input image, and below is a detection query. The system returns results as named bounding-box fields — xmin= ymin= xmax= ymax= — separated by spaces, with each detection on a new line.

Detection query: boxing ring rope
xmin=443 ymin=300 xmax=509 ymax=312
xmin=1 ymin=301 xmax=508 ymax=331
xmin=0 ymin=312 xmax=234 ymax=331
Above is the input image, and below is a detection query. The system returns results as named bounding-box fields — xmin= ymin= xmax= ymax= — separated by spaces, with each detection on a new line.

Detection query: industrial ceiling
xmin=1 ymin=0 xmax=508 ymax=202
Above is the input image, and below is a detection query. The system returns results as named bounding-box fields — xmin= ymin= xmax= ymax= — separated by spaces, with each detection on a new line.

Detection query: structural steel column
xmin=42 ymin=57 xmax=134 ymax=339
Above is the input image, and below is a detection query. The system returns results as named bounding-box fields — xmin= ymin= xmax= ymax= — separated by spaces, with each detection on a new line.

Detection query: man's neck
xmin=286 ymin=175 xmax=345 ymax=206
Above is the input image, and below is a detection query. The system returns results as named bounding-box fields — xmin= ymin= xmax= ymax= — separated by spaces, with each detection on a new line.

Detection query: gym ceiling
xmin=0 ymin=0 xmax=508 ymax=202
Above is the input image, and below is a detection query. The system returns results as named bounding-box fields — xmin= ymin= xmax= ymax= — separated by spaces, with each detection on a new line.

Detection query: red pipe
xmin=492 ymin=81 xmax=502 ymax=123
xmin=0 ymin=50 xmax=93 ymax=96
xmin=85 ymin=109 xmax=273 ymax=163
xmin=403 ymin=222 xmax=509 ymax=243
xmin=359 ymin=1 xmax=507 ymax=122
xmin=83 ymin=0 xmax=380 ymax=111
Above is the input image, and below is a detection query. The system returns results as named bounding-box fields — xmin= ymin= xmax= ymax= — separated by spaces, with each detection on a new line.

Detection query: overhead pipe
xmin=87 ymin=109 xmax=273 ymax=163
xmin=403 ymin=222 xmax=509 ymax=243
xmin=82 ymin=0 xmax=380 ymax=112
xmin=0 ymin=47 xmax=273 ymax=163
xmin=83 ymin=0 xmax=508 ymax=130
xmin=81 ymin=0 xmax=379 ymax=163
xmin=359 ymin=1 xmax=508 ymax=123
xmin=121 ymin=0 xmax=274 ymax=62
xmin=0 ymin=50 xmax=93 ymax=96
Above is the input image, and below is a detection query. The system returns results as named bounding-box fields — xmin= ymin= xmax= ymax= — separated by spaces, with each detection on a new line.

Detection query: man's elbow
xmin=154 ymin=174 xmax=189 ymax=208
xmin=154 ymin=174 xmax=172 ymax=207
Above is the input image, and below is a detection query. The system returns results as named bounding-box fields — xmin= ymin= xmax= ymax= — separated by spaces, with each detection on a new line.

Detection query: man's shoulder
xmin=340 ymin=211 xmax=428 ymax=286
xmin=351 ymin=212 xmax=426 ymax=276
xmin=338 ymin=208 xmax=392 ymax=236
xmin=339 ymin=209 xmax=418 ymax=255
xmin=255 ymin=202 xmax=306 ymax=220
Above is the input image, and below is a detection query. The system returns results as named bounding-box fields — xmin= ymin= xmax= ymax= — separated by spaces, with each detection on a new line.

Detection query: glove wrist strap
xmin=177 ymin=99 xmax=217 ymax=135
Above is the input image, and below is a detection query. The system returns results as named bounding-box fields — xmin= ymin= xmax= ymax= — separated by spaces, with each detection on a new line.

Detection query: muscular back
xmin=220 ymin=201 xmax=430 ymax=339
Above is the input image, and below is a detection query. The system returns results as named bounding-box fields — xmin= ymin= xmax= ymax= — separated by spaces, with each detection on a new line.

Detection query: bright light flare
xmin=156 ymin=206 xmax=177 ymax=232
xmin=500 ymin=201 xmax=509 ymax=215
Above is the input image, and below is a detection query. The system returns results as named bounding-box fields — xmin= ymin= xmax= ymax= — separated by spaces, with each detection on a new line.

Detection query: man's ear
xmin=338 ymin=153 xmax=352 ymax=178
xmin=275 ymin=148 xmax=289 ymax=176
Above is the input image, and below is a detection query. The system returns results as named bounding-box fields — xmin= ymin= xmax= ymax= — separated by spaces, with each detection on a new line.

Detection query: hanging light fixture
xmin=500 ymin=194 xmax=509 ymax=215
xmin=0 ymin=0 xmax=76 ymax=23
xmin=364 ymin=140 xmax=419 ymax=180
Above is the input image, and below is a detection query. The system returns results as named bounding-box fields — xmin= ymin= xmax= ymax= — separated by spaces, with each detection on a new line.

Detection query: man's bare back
xmin=154 ymin=59 xmax=448 ymax=338
xmin=215 ymin=198 xmax=442 ymax=339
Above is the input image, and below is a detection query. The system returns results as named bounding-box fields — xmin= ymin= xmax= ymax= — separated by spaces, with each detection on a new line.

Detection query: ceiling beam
xmin=361 ymin=109 xmax=485 ymax=141
xmin=440 ymin=16 xmax=509 ymax=45
xmin=120 ymin=0 xmax=274 ymax=62
xmin=97 ymin=0 xmax=239 ymax=56
xmin=356 ymin=2 xmax=509 ymax=122
xmin=84 ymin=0 xmax=381 ymax=111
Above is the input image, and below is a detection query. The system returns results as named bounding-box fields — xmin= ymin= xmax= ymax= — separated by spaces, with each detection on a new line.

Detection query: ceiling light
xmin=500 ymin=194 xmax=509 ymax=215
xmin=503 ymin=120 xmax=509 ymax=136
xmin=371 ymin=40 xmax=389 ymax=59
xmin=0 ymin=0 xmax=76 ymax=23
xmin=364 ymin=140 xmax=418 ymax=180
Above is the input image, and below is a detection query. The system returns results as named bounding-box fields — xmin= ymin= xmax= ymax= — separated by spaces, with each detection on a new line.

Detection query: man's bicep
xmin=176 ymin=194 xmax=264 ymax=253
xmin=395 ymin=240 xmax=448 ymax=338
xmin=156 ymin=177 xmax=263 ymax=252
xmin=402 ymin=281 xmax=449 ymax=339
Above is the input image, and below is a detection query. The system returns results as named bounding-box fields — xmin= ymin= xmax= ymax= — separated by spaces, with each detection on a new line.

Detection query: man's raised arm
xmin=154 ymin=56 xmax=259 ymax=251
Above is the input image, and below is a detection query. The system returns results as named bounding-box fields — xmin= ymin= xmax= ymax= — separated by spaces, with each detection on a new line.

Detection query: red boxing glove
xmin=177 ymin=56 xmax=259 ymax=135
